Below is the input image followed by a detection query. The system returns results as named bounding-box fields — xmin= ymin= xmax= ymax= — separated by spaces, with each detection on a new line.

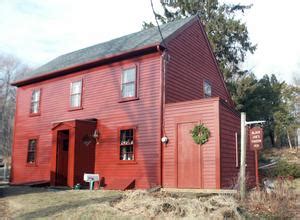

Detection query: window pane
xmin=122 ymin=68 xmax=136 ymax=83
xmin=71 ymin=81 xmax=82 ymax=94
xmin=71 ymin=94 xmax=81 ymax=107
xmin=27 ymin=152 xmax=35 ymax=163
xmin=122 ymin=83 xmax=135 ymax=98
xmin=32 ymin=90 xmax=40 ymax=102
xmin=204 ymin=81 xmax=212 ymax=97
xmin=28 ymin=140 xmax=36 ymax=151
xmin=31 ymin=102 xmax=39 ymax=114
xmin=120 ymin=146 xmax=134 ymax=160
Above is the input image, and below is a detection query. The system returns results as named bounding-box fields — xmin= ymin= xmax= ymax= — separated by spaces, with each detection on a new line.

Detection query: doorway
xmin=177 ymin=122 xmax=202 ymax=188
xmin=56 ymin=130 xmax=69 ymax=186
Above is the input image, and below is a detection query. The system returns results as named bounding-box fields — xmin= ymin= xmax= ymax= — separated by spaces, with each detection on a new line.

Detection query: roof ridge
xmin=13 ymin=16 xmax=196 ymax=85
xmin=58 ymin=16 xmax=194 ymax=58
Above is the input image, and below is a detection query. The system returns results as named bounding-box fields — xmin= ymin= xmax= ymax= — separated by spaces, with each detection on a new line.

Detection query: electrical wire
xmin=150 ymin=0 xmax=167 ymax=49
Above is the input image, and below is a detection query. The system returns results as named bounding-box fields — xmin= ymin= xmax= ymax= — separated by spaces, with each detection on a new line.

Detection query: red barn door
xmin=177 ymin=122 xmax=202 ymax=188
xmin=55 ymin=130 xmax=69 ymax=185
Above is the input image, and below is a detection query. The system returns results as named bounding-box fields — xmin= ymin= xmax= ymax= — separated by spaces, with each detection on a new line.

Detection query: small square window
xmin=204 ymin=80 xmax=212 ymax=98
xmin=27 ymin=139 xmax=37 ymax=164
xmin=121 ymin=67 xmax=137 ymax=99
xmin=70 ymin=80 xmax=82 ymax=108
xmin=120 ymin=129 xmax=135 ymax=160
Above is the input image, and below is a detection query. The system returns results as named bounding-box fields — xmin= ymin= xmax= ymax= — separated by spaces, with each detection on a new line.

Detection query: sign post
xmin=83 ymin=173 xmax=100 ymax=190
xmin=249 ymin=127 xmax=264 ymax=188
xmin=240 ymin=113 xmax=265 ymax=199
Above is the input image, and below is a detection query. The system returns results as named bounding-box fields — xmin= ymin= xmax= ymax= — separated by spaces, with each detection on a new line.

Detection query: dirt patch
xmin=0 ymin=198 xmax=10 ymax=219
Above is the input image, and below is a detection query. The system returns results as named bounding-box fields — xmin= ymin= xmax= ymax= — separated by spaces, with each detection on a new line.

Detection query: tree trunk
xmin=269 ymin=130 xmax=275 ymax=148
xmin=287 ymin=129 xmax=293 ymax=149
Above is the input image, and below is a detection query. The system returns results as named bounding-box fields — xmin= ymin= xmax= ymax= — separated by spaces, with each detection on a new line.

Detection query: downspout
xmin=158 ymin=45 xmax=167 ymax=188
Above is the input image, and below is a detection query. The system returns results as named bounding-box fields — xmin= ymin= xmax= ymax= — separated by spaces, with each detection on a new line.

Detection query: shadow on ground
xmin=16 ymin=195 xmax=122 ymax=219
xmin=0 ymin=185 xmax=62 ymax=198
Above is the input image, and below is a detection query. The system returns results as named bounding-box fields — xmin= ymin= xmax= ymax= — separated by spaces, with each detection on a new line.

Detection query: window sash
xmin=121 ymin=82 xmax=135 ymax=98
xmin=122 ymin=68 xmax=136 ymax=83
xmin=70 ymin=94 xmax=81 ymax=108
xmin=71 ymin=81 xmax=82 ymax=95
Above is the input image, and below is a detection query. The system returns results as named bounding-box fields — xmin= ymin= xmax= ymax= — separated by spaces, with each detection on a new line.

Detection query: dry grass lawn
xmin=0 ymin=186 xmax=241 ymax=220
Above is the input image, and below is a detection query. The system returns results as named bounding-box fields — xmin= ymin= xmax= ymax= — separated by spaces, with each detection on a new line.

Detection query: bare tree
xmin=293 ymin=74 xmax=300 ymax=149
xmin=0 ymin=53 xmax=31 ymax=157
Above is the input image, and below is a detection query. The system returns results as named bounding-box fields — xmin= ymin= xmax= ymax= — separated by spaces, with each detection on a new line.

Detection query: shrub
xmin=261 ymin=159 xmax=300 ymax=178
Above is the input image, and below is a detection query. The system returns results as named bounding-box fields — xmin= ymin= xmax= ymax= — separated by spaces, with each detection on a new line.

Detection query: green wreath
xmin=190 ymin=123 xmax=210 ymax=145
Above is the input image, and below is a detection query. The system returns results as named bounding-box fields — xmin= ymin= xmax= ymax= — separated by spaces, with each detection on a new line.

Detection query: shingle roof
xmin=18 ymin=16 xmax=195 ymax=83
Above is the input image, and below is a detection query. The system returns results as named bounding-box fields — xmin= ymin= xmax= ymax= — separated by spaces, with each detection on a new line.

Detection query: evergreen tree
xmin=232 ymin=73 xmax=298 ymax=147
xmin=144 ymin=0 xmax=256 ymax=84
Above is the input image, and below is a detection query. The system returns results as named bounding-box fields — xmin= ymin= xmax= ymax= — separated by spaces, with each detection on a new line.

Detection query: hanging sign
xmin=249 ymin=127 xmax=263 ymax=150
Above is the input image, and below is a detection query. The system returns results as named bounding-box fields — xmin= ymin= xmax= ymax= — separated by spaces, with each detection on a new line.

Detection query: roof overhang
xmin=12 ymin=44 xmax=164 ymax=87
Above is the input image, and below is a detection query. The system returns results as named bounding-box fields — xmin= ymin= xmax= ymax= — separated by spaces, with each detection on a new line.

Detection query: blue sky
xmin=0 ymin=0 xmax=299 ymax=84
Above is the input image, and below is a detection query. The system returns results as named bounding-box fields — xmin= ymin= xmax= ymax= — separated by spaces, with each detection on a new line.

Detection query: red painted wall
xmin=163 ymin=98 xmax=220 ymax=189
xmin=165 ymin=18 xmax=231 ymax=104
xmin=11 ymin=52 xmax=162 ymax=189
xmin=219 ymin=101 xmax=255 ymax=188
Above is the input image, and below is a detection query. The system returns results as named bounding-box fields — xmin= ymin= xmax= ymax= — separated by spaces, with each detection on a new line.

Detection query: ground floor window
xmin=27 ymin=139 xmax=37 ymax=164
xmin=119 ymin=128 xmax=135 ymax=160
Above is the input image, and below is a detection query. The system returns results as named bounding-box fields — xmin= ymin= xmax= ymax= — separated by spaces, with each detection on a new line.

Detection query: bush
xmin=261 ymin=160 xmax=300 ymax=178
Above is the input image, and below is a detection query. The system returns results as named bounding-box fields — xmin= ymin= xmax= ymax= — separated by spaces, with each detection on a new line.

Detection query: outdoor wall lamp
xmin=161 ymin=136 xmax=169 ymax=144
xmin=93 ymin=129 xmax=100 ymax=144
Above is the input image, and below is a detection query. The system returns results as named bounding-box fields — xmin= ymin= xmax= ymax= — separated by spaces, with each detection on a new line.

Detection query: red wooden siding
xmin=163 ymin=98 xmax=220 ymax=189
xmin=219 ymin=101 xmax=255 ymax=188
xmin=165 ymin=19 xmax=231 ymax=104
xmin=11 ymin=52 xmax=162 ymax=189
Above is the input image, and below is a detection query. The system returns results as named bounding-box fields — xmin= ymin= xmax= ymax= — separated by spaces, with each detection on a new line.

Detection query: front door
xmin=177 ymin=122 xmax=202 ymax=188
xmin=56 ymin=130 xmax=69 ymax=186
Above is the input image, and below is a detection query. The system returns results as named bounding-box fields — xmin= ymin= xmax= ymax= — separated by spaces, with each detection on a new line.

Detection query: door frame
xmin=51 ymin=121 xmax=76 ymax=187
xmin=175 ymin=115 xmax=203 ymax=188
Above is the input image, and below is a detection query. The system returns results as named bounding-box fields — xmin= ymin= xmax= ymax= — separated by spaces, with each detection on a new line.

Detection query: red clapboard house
xmin=11 ymin=15 xmax=255 ymax=190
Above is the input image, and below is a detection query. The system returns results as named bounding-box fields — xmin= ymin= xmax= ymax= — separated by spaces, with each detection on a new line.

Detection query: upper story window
xmin=121 ymin=67 xmax=137 ymax=99
xmin=30 ymin=89 xmax=41 ymax=115
xmin=120 ymin=128 xmax=135 ymax=161
xmin=70 ymin=80 xmax=82 ymax=108
xmin=204 ymin=80 xmax=212 ymax=98
xmin=27 ymin=139 xmax=37 ymax=164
